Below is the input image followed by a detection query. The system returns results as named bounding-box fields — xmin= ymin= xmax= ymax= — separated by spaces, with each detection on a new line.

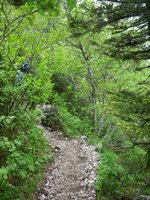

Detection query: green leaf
xmin=0 ymin=116 xmax=5 ymax=121
xmin=27 ymin=17 xmax=34 ymax=25
xmin=19 ymin=170 xmax=27 ymax=178
xmin=42 ymin=0 xmax=49 ymax=3
xmin=28 ymin=163 xmax=35 ymax=171
xmin=27 ymin=0 xmax=33 ymax=5
xmin=67 ymin=0 xmax=77 ymax=11
xmin=0 ymin=168 xmax=8 ymax=180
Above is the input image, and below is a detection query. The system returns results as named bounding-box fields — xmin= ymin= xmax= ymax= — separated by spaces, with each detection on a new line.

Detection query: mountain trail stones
xmin=37 ymin=127 xmax=99 ymax=200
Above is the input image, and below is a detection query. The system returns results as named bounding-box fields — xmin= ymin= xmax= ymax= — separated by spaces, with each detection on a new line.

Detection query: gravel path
xmin=37 ymin=126 xmax=100 ymax=200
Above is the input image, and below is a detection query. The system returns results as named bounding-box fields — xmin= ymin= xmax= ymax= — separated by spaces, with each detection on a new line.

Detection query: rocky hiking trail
xmin=37 ymin=126 xmax=100 ymax=200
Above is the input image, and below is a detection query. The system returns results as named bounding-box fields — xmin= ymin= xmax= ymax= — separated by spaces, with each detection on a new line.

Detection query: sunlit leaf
xmin=67 ymin=0 xmax=77 ymax=11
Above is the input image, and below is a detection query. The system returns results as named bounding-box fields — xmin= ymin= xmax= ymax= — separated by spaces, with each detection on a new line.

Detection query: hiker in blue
xmin=16 ymin=63 xmax=30 ymax=86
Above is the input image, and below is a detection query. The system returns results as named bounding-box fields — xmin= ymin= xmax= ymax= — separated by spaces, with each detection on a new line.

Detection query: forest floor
xmin=36 ymin=126 xmax=100 ymax=200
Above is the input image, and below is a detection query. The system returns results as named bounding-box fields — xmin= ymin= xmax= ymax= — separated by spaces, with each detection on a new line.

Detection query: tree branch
xmin=133 ymin=141 xmax=150 ymax=146
xmin=135 ymin=65 xmax=150 ymax=71
xmin=8 ymin=10 xmax=37 ymax=27
xmin=1 ymin=0 xmax=9 ymax=23
xmin=0 ymin=10 xmax=37 ymax=45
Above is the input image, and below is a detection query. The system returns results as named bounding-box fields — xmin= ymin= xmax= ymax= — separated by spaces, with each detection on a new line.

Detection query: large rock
xmin=41 ymin=105 xmax=62 ymax=131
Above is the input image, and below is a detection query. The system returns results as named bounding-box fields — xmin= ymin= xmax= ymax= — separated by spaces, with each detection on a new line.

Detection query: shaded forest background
xmin=0 ymin=0 xmax=150 ymax=199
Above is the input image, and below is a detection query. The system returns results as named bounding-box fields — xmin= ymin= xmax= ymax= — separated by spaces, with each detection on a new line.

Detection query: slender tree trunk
xmin=146 ymin=149 xmax=150 ymax=170
xmin=97 ymin=88 xmax=106 ymax=135
xmin=86 ymin=65 xmax=97 ymax=127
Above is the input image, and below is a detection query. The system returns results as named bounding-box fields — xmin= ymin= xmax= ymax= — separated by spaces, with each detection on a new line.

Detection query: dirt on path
xmin=37 ymin=126 xmax=100 ymax=200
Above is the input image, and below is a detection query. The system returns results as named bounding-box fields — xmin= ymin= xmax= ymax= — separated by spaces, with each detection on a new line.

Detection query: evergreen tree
xmin=96 ymin=0 xmax=150 ymax=61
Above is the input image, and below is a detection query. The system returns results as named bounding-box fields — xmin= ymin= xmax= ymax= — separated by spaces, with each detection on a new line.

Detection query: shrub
xmin=96 ymin=149 xmax=149 ymax=200
xmin=0 ymin=57 xmax=52 ymax=199
xmin=58 ymin=106 xmax=92 ymax=137
xmin=0 ymin=109 xmax=52 ymax=200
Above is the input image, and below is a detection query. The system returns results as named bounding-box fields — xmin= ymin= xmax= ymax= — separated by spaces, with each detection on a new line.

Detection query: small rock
xmin=36 ymin=125 xmax=99 ymax=200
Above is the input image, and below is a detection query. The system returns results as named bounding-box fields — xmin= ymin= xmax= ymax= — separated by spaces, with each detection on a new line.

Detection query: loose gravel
xmin=36 ymin=126 xmax=100 ymax=200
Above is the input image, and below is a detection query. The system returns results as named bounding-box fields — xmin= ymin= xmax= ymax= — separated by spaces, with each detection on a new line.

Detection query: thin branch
xmin=78 ymin=42 xmax=90 ymax=61
xmin=0 ymin=10 xmax=37 ymax=45
xmin=66 ymin=39 xmax=81 ymax=49
xmin=1 ymin=18 xmax=24 ymax=44
xmin=133 ymin=195 xmax=150 ymax=200
xmin=1 ymin=0 xmax=9 ymax=23
xmin=139 ymin=75 xmax=150 ymax=85
xmin=111 ymin=141 xmax=150 ymax=153
xmin=8 ymin=10 xmax=37 ymax=27
xmin=133 ymin=141 xmax=150 ymax=146
xmin=135 ymin=65 xmax=150 ymax=71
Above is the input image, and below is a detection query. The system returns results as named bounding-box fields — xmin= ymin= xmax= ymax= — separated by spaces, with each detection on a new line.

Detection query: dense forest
xmin=0 ymin=0 xmax=150 ymax=199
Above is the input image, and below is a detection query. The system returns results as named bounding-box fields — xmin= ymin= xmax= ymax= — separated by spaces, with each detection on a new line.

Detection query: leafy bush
xmin=0 ymin=64 xmax=48 ymax=195
xmin=0 ymin=44 xmax=52 ymax=199
xmin=96 ymin=150 xmax=128 ymax=200
xmin=58 ymin=105 xmax=92 ymax=137
xmin=96 ymin=149 xmax=149 ymax=200
xmin=50 ymin=94 xmax=92 ymax=137
xmin=0 ymin=109 xmax=52 ymax=200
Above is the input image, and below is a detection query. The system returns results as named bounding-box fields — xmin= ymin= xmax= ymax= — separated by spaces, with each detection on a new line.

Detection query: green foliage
xmin=51 ymin=95 xmax=92 ymax=137
xmin=6 ymin=0 xmax=77 ymax=14
xmin=58 ymin=106 xmax=92 ymax=137
xmin=0 ymin=109 xmax=52 ymax=200
xmin=0 ymin=4 xmax=57 ymax=199
xmin=67 ymin=0 xmax=77 ymax=11
xmin=96 ymin=150 xmax=128 ymax=200
xmin=0 ymin=1 xmax=149 ymax=200
xmin=96 ymin=149 xmax=149 ymax=200
xmin=48 ymin=3 xmax=150 ymax=200
xmin=102 ymin=0 xmax=150 ymax=60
